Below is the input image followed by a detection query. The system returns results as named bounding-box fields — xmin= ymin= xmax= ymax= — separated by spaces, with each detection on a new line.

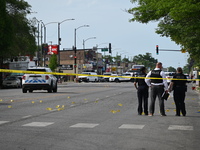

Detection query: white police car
xmin=22 ymin=67 xmax=57 ymax=93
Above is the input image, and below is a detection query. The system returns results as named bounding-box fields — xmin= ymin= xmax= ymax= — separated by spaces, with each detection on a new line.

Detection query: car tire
xmin=115 ymin=79 xmax=120 ymax=83
xmin=29 ymin=90 xmax=33 ymax=93
xmin=47 ymin=82 xmax=53 ymax=93
xmin=53 ymin=83 xmax=57 ymax=93
xmin=22 ymin=88 xmax=27 ymax=93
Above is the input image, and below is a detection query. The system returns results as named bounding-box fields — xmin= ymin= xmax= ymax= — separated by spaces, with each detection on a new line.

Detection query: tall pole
xmin=37 ymin=21 xmax=40 ymax=66
xmin=83 ymin=37 xmax=96 ymax=49
xmin=74 ymin=25 xmax=89 ymax=74
xmin=58 ymin=22 xmax=60 ymax=68
xmin=57 ymin=19 xmax=75 ymax=69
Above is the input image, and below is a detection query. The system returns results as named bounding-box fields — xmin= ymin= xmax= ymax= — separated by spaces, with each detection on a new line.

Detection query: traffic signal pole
xmin=156 ymin=45 xmax=185 ymax=54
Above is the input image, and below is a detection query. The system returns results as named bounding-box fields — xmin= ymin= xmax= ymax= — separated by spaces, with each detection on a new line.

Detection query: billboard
xmin=48 ymin=45 xmax=58 ymax=55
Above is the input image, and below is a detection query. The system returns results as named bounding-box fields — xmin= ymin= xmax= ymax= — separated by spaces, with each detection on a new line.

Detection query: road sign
xmin=101 ymin=48 xmax=108 ymax=52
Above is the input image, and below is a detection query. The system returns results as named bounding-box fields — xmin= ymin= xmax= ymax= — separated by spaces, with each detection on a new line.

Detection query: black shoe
xmin=161 ymin=114 xmax=167 ymax=116
xmin=175 ymin=114 xmax=180 ymax=116
xmin=182 ymin=114 xmax=186 ymax=116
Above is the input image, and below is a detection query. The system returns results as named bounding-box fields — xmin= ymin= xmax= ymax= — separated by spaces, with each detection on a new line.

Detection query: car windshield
xmin=10 ymin=73 xmax=24 ymax=76
xmin=169 ymin=72 xmax=175 ymax=76
xmin=5 ymin=76 xmax=17 ymax=80
xmin=27 ymin=69 xmax=46 ymax=72
xmin=82 ymin=73 xmax=90 ymax=75
xmin=122 ymin=74 xmax=131 ymax=76
xmin=104 ymin=73 xmax=111 ymax=75
xmin=165 ymin=72 xmax=175 ymax=76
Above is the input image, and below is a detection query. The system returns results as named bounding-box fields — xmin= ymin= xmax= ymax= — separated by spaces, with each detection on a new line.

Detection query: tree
xmin=128 ymin=0 xmax=200 ymax=67
xmin=49 ymin=54 xmax=57 ymax=72
xmin=167 ymin=66 xmax=176 ymax=72
xmin=132 ymin=53 xmax=157 ymax=70
xmin=183 ymin=65 xmax=190 ymax=74
xmin=0 ymin=0 xmax=37 ymax=87
xmin=1 ymin=0 xmax=36 ymax=59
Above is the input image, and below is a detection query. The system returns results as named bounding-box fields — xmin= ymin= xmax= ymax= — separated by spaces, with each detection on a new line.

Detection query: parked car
xmin=185 ymin=74 xmax=192 ymax=83
xmin=77 ymin=72 xmax=98 ymax=82
xmin=109 ymin=74 xmax=118 ymax=82
xmin=3 ymin=76 xmax=21 ymax=88
xmin=103 ymin=72 xmax=112 ymax=82
xmin=22 ymin=67 xmax=57 ymax=93
xmin=164 ymin=72 xmax=176 ymax=84
xmin=111 ymin=73 xmax=132 ymax=82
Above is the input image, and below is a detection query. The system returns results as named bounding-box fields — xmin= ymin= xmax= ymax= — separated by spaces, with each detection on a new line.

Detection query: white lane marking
xmin=22 ymin=122 xmax=54 ymax=127
xmin=119 ymin=124 xmax=145 ymax=129
xmin=22 ymin=115 xmax=32 ymax=119
xmin=168 ymin=125 xmax=194 ymax=131
xmin=70 ymin=123 xmax=99 ymax=128
xmin=0 ymin=121 xmax=9 ymax=125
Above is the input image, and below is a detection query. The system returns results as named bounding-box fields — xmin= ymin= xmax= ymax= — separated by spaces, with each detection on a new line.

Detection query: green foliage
xmin=128 ymin=0 xmax=200 ymax=67
xmin=183 ymin=65 xmax=190 ymax=74
xmin=167 ymin=66 xmax=176 ymax=72
xmin=0 ymin=0 xmax=37 ymax=60
xmin=132 ymin=53 xmax=157 ymax=70
xmin=49 ymin=54 xmax=57 ymax=72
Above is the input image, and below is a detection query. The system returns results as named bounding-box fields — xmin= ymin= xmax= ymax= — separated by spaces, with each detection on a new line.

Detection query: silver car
xmin=3 ymin=76 xmax=21 ymax=88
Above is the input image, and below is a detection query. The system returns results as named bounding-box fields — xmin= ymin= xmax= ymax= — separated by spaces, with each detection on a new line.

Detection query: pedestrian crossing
xmin=0 ymin=121 xmax=194 ymax=131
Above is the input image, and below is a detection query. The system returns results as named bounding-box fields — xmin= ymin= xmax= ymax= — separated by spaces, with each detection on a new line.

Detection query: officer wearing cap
xmin=145 ymin=62 xmax=168 ymax=116
xmin=134 ymin=67 xmax=149 ymax=115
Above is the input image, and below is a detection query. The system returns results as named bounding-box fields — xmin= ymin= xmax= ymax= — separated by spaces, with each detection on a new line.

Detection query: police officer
xmin=145 ymin=62 xmax=168 ymax=116
xmin=168 ymin=67 xmax=187 ymax=116
xmin=134 ymin=67 xmax=149 ymax=115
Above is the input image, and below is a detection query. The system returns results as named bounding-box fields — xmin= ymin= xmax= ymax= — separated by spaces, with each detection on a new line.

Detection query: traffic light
xmin=181 ymin=48 xmax=186 ymax=53
xmin=156 ymin=45 xmax=159 ymax=55
xmin=109 ymin=43 xmax=112 ymax=53
xmin=42 ymin=43 xmax=48 ymax=54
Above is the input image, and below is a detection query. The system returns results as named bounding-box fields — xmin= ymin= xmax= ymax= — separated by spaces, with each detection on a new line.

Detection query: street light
xmin=74 ymin=25 xmax=89 ymax=74
xmin=57 ymin=19 xmax=75 ymax=68
xmin=43 ymin=19 xmax=75 ymax=67
xmin=83 ymin=37 xmax=96 ymax=49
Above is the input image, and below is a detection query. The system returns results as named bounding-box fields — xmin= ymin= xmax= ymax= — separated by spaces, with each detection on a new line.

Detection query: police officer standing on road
xmin=168 ymin=67 xmax=187 ymax=116
xmin=145 ymin=62 xmax=168 ymax=116
xmin=134 ymin=67 xmax=149 ymax=115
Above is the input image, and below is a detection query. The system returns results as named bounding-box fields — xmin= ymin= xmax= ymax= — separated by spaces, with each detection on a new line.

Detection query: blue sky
xmin=26 ymin=0 xmax=189 ymax=69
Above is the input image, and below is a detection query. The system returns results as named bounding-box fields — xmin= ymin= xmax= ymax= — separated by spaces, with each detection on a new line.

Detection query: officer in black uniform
xmin=145 ymin=62 xmax=168 ymax=116
xmin=134 ymin=67 xmax=149 ymax=115
xmin=168 ymin=67 xmax=187 ymax=116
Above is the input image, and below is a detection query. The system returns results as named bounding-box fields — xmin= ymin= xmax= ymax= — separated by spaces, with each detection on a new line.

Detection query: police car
xmin=22 ymin=67 xmax=57 ymax=93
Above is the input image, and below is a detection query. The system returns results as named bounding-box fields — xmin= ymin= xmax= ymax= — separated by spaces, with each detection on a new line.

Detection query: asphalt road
xmin=0 ymin=82 xmax=199 ymax=150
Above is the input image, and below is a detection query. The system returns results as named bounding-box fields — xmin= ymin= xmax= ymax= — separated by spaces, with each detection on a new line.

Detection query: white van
xmin=78 ymin=72 xmax=98 ymax=82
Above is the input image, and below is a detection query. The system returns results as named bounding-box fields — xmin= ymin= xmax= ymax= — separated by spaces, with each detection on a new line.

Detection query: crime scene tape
xmin=0 ymin=69 xmax=198 ymax=81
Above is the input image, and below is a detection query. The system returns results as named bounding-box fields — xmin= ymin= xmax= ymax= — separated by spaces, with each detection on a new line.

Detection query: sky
xmin=25 ymin=0 xmax=189 ymax=69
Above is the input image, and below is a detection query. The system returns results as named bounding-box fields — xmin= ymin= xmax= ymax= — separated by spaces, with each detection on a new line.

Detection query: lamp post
xmin=74 ymin=25 xmax=89 ymax=74
xmin=44 ymin=19 xmax=75 ymax=68
xmin=83 ymin=37 xmax=96 ymax=49
xmin=57 ymin=19 xmax=75 ymax=68
xmin=32 ymin=17 xmax=41 ymax=66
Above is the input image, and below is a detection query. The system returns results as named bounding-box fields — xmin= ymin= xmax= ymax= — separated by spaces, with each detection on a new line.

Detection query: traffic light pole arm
xmin=158 ymin=49 xmax=181 ymax=51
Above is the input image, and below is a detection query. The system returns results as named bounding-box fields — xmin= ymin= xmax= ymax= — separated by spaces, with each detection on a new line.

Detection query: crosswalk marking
xmin=0 ymin=121 xmax=9 ymax=125
xmin=119 ymin=124 xmax=145 ymax=129
xmin=0 ymin=120 xmax=195 ymax=131
xmin=22 ymin=122 xmax=54 ymax=127
xmin=70 ymin=123 xmax=99 ymax=128
xmin=168 ymin=125 xmax=194 ymax=131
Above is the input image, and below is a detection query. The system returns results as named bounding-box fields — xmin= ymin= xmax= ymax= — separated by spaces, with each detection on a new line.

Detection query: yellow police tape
xmin=0 ymin=69 xmax=198 ymax=81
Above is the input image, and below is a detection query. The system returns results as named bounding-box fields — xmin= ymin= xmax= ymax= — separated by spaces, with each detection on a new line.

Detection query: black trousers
xmin=150 ymin=85 xmax=165 ymax=115
xmin=173 ymin=87 xmax=186 ymax=116
xmin=137 ymin=86 xmax=149 ymax=115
